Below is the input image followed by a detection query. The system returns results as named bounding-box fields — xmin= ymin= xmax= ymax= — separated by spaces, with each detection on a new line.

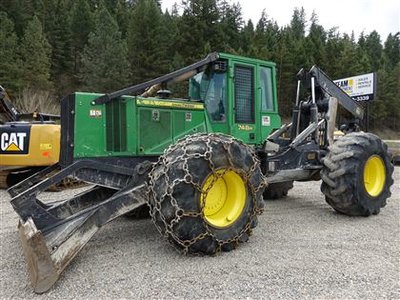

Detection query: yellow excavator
xmin=0 ymin=86 xmax=60 ymax=187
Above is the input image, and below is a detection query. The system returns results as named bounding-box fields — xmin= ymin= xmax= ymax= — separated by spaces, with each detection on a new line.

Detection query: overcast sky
xmin=161 ymin=0 xmax=399 ymax=41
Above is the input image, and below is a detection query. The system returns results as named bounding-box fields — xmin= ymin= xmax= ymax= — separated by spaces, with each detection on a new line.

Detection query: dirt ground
xmin=0 ymin=168 xmax=399 ymax=299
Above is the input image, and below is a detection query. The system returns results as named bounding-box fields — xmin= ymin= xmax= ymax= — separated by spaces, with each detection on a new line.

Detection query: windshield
xmin=189 ymin=70 xmax=226 ymax=122
xmin=189 ymin=72 xmax=208 ymax=100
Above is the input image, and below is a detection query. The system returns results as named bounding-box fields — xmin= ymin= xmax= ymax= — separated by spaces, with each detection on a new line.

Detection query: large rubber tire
xmin=321 ymin=132 xmax=394 ymax=216
xmin=148 ymin=133 xmax=266 ymax=255
xmin=263 ymin=181 xmax=294 ymax=200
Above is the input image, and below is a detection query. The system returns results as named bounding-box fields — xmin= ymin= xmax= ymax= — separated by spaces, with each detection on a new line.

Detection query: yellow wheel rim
xmin=363 ymin=155 xmax=386 ymax=197
xmin=201 ymin=170 xmax=246 ymax=228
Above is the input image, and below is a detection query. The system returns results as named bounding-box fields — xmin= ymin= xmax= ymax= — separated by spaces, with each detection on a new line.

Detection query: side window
xmin=234 ymin=66 xmax=254 ymax=123
xmin=260 ymin=66 xmax=274 ymax=111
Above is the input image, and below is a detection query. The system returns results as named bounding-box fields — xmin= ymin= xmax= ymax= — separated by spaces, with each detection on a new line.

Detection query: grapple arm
xmin=309 ymin=66 xmax=365 ymax=119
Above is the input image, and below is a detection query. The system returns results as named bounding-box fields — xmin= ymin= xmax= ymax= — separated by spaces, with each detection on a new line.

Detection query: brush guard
xmin=9 ymin=160 xmax=152 ymax=293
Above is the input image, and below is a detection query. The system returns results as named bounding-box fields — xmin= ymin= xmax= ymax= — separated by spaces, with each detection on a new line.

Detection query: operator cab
xmin=188 ymin=54 xmax=280 ymax=145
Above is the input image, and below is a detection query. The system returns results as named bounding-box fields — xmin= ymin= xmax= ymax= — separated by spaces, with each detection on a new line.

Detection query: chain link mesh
xmin=147 ymin=133 xmax=267 ymax=255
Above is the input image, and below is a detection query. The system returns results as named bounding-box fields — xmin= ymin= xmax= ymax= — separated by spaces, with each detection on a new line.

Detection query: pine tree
xmin=251 ymin=10 xmax=280 ymax=60
xmin=286 ymin=8 xmax=308 ymax=69
xmin=364 ymin=31 xmax=383 ymax=71
xmin=114 ymin=0 xmax=131 ymax=38
xmin=324 ymin=28 xmax=345 ymax=78
xmin=383 ymin=63 xmax=400 ymax=130
xmin=335 ymin=34 xmax=364 ymax=77
xmin=253 ymin=10 xmax=270 ymax=58
xmin=19 ymin=16 xmax=52 ymax=91
xmin=0 ymin=12 xmax=23 ymax=93
xmin=80 ymin=4 xmax=130 ymax=92
xmin=1 ymin=0 xmax=42 ymax=37
xmin=356 ymin=32 xmax=372 ymax=73
xmin=383 ymin=33 xmax=400 ymax=70
xmin=70 ymin=0 xmax=93 ymax=74
xmin=218 ymin=1 xmax=243 ymax=51
xmin=177 ymin=0 xmax=222 ymax=63
xmin=162 ymin=9 xmax=180 ymax=69
xmin=275 ymin=27 xmax=301 ymax=117
xmin=305 ymin=11 xmax=326 ymax=66
xmin=46 ymin=0 xmax=74 ymax=93
xmin=127 ymin=0 xmax=168 ymax=83
xmin=239 ymin=20 xmax=254 ymax=54
xmin=290 ymin=7 xmax=306 ymax=40
xmin=273 ymin=8 xmax=310 ymax=117
xmin=377 ymin=33 xmax=400 ymax=131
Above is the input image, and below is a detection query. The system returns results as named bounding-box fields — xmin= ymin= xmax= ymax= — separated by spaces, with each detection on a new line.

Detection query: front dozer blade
xmin=9 ymin=160 xmax=152 ymax=293
xmin=18 ymin=219 xmax=59 ymax=293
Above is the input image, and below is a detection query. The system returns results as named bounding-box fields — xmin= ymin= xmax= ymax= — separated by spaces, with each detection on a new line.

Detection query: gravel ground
xmin=0 ymin=168 xmax=399 ymax=299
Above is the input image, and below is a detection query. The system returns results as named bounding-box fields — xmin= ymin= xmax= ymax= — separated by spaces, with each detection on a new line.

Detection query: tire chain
xmin=147 ymin=133 xmax=267 ymax=255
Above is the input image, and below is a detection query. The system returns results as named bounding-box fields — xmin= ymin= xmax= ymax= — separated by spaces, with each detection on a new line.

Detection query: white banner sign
xmin=334 ymin=72 xmax=375 ymax=101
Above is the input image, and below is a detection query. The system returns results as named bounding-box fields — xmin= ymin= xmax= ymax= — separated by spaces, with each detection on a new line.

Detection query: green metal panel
xmin=138 ymin=108 xmax=172 ymax=154
xmin=74 ymin=92 xmax=107 ymax=158
xmin=74 ymin=93 xmax=207 ymax=158
xmin=171 ymin=110 xmax=206 ymax=142
xmin=74 ymin=92 xmax=137 ymax=158
xmin=136 ymin=98 xmax=206 ymax=155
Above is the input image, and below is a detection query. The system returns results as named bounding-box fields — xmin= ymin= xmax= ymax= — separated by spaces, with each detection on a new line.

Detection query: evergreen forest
xmin=0 ymin=0 xmax=399 ymax=135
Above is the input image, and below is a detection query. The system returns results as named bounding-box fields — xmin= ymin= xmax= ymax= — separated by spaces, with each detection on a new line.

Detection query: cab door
xmin=258 ymin=65 xmax=281 ymax=140
xmin=230 ymin=63 xmax=258 ymax=144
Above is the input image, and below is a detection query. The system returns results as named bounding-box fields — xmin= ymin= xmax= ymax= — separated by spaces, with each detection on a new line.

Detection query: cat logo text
xmin=1 ymin=132 xmax=27 ymax=153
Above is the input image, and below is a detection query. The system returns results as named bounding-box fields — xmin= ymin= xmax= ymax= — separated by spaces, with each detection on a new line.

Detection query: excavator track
xmin=0 ymin=168 xmax=85 ymax=191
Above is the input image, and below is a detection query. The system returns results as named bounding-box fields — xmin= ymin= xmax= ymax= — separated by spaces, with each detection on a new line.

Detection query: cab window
xmin=189 ymin=72 xmax=208 ymax=101
xmin=260 ymin=66 xmax=274 ymax=111
xmin=190 ymin=70 xmax=226 ymax=122
xmin=204 ymin=72 xmax=226 ymax=122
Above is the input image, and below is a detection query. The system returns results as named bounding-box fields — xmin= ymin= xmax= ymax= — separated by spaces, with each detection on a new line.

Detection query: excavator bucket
xmin=9 ymin=160 xmax=152 ymax=293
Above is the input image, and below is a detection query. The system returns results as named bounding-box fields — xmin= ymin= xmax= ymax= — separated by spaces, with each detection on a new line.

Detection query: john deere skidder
xmin=8 ymin=53 xmax=393 ymax=293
